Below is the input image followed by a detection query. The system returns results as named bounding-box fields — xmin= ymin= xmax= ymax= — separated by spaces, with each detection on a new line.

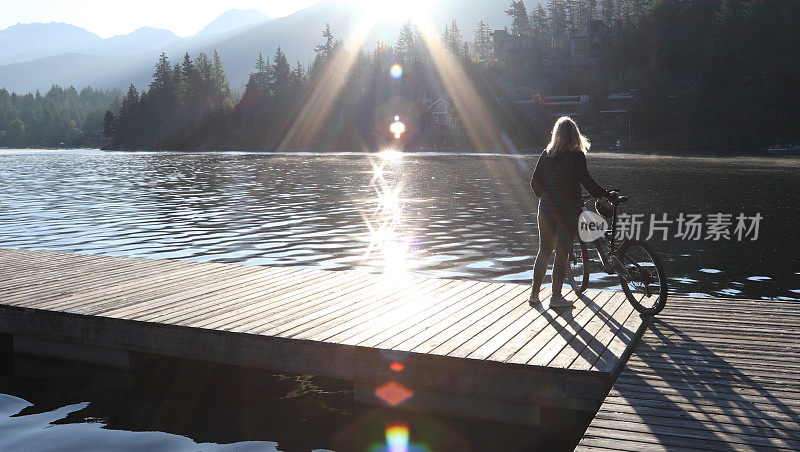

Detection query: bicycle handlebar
xmin=582 ymin=188 xmax=622 ymax=201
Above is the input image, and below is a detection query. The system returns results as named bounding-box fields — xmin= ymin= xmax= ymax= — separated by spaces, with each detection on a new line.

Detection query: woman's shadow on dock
xmin=539 ymin=290 xmax=636 ymax=371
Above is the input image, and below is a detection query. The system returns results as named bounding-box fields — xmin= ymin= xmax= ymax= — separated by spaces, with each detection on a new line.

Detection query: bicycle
xmin=567 ymin=191 xmax=668 ymax=316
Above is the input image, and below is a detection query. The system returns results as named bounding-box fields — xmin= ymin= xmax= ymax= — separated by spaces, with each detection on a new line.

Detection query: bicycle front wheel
xmin=568 ymin=239 xmax=590 ymax=294
xmin=616 ymin=240 xmax=668 ymax=315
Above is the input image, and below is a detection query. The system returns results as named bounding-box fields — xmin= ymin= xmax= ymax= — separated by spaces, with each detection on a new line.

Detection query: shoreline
xmin=3 ymin=146 xmax=799 ymax=159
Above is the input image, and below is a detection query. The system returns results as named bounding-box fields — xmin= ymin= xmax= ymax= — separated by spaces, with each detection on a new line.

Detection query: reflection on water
xmin=0 ymin=149 xmax=798 ymax=301
xmin=1 ymin=355 xmax=556 ymax=452
xmin=364 ymin=150 xmax=410 ymax=280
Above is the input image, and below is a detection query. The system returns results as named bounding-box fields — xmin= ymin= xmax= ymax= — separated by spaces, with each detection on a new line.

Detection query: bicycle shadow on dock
xmin=607 ymin=315 xmax=800 ymax=450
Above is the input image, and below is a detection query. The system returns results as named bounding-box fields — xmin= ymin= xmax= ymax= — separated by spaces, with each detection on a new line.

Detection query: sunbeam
xmin=276 ymin=18 xmax=375 ymax=151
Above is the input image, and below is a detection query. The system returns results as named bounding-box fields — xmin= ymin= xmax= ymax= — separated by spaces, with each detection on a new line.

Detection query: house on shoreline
xmin=419 ymin=95 xmax=463 ymax=148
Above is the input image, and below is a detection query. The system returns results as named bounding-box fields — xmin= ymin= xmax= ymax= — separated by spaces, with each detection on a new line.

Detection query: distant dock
xmin=0 ymin=249 xmax=646 ymax=425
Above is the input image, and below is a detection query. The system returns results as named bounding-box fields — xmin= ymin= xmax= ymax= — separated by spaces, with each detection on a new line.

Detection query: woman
xmin=529 ymin=116 xmax=610 ymax=308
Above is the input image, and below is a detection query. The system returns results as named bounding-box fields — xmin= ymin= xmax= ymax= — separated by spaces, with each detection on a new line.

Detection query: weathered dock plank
xmin=576 ymin=295 xmax=800 ymax=451
xmin=0 ymin=248 xmax=647 ymax=424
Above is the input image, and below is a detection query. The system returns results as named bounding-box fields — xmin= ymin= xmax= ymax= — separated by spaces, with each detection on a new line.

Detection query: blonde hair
xmin=545 ymin=116 xmax=591 ymax=155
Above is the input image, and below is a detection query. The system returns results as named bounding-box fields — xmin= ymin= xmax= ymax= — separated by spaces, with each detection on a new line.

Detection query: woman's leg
xmin=552 ymin=214 xmax=579 ymax=297
xmin=532 ymin=209 xmax=557 ymax=295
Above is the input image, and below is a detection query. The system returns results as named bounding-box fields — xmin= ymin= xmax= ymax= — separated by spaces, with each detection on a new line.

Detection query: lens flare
xmin=375 ymin=381 xmax=413 ymax=406
xmin=390 ymin=362 xmax=404 ymax=372
xmin=390 ymin=64 xmax=403 ymax=79
xmin=386 ymin=424 xmax=410 ymax=452
xmin=390 ymin=116 xmax=406 ymax=139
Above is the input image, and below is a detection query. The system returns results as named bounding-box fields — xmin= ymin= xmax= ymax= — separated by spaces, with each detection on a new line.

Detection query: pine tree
xmin=211 ymin=50 xmax=232 ymax=107
xmin=6 ymin=118 xmax=25 ymax=146
xmin=442 ymin=19 xmax=466 ymax=58
xmin=271 ymin=47 xmax=291 ymax=94
xmin=251 ymin=52 xmax=271 ymax=92
xmin=530 ymin=5 xmax=550 ymax=41
xmin=290 ymin=61 xmax=306 ymax=89
xmin=505 ymin=1 xmax=531 ymax=36
xmin=195 ymin=52 xmax=212 ymax=80
xmin=314 ymin=23 xmax=335 ymax=62
xmin=473 ymin=20 xmax=493 ymax=63
xmin=396 ymin=21 xmax=420 ymax=61
xmin=548 ymin=0 xmax=569 ymax=49
xmin=103 ymin=110 xmax=116 ymax=137
xmin=117 ymin=84 xmax=140 ymax=143
xmin=150 ymin=53 xmax=172 ymax=94
xmin=181 ymin=52 xmax=195 ymax=81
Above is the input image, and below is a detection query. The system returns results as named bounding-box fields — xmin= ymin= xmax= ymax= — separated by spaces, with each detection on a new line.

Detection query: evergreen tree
xmin=271 ymin=47 xmax=291 ymax=94
xmin=548 ymin=0 xmax=569 ymax=49
xmin=116 ymin=84 xmax=140 ymax=143
xmin=195 ymin=52 xmax=212 ymax=80
xmin=505 ymin=1 xmax=531 ymax=36
xmin=443 ymin=19 xmax=466 ymax=58
xmin=473 ymin=20 xmax=493 ymax=63
xmin=181 ymin=52 xmax=195 ymax=81
xmin=252 ymin=52 xmax=271 ymax=91
xmin=290 ymin=61 xmax=306 ymax=89
xmin=530 ymin=5 xmax=550 ymax=41
xmin=103 ymin=110 xmax=116 ymax=137
xmin=150 ymin=53 xmax=173 ymax=96
xmin=244 ymin=52 xmax=271 ymax=103
xmin=211 ymin=50 xmax=233 ymax=108
xmin=6 ymin=118 xmax=25 ymax=146
xmin=315 ymin=23 xmax=335 ymax=62
xmin=181 ymin=52 xmax=204 ymax=113
xmin=396 ymin=21 xmax=420 ymax=61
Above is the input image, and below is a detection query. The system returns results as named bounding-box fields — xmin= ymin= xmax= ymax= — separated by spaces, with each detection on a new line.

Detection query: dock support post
xmin=0 ymin=333 xmax=13 ymax=376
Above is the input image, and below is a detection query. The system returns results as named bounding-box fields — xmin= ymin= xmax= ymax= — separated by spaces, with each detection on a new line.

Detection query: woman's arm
xmin=577 ymin=152 xmax=609 ymax=198
xmin=530 ymin=151 xmax=546 ymax=197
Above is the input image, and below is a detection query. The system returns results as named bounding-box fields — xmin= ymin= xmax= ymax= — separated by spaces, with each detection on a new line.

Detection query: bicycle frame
xmin=581 ymin=196 xmax=620 ymax=274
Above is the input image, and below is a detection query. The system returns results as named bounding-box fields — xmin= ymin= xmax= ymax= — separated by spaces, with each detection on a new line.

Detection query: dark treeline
xmin=106 ymin=50 xmax=235 ymax=150
xmin=4 ymin=0 xmax=797 ymax=153
xmin=492 ymin=0 xmax=800 ymax=151
xmin=0 ymin=86 xmax=119 ymax=147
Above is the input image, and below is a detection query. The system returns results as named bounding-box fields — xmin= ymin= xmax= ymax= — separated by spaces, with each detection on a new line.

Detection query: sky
xmin=0 ymin=0 xmax=322 ymax=38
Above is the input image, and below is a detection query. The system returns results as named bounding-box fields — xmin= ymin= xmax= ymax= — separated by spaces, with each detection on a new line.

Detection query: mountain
xmin=91 ymin=27 xmax=180 ymax=56
xmin=0 ymin=22 xmax=101 ymax=65
xmin=197 ymin=9 xmax=271 ymax=36
xmin=0 ymin=0 xmax=521 ymax=93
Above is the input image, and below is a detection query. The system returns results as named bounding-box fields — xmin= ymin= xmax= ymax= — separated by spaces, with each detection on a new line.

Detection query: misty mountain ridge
xmin=0 ymin=22 xmax=101 ymax=65
xmin=0 ymin=8 xmax=270 ymax=66
xmin=197 ymin=9 xmax=271 ymax=35
xmin=0 ymin=1 xmax=519 ymax=93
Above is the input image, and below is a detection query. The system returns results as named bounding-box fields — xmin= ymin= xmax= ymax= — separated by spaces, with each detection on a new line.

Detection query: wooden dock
xmin=576 ymin=295 xmax=800 ymax=450
xmin=0 ymin=249 xmax=646 ymax=425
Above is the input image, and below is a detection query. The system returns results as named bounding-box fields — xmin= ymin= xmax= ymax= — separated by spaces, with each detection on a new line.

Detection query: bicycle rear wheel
xmin=616 ymin=240 xmax=668 ymax=315
xmin=567 ymin=239 xmax=590 ymax=294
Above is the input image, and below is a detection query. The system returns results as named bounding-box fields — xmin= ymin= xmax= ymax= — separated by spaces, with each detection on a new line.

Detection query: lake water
xmin=1 ymin=149 xmax=798 ymax=450
xmin=1 ymin=149 xmax=798 ymax=300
